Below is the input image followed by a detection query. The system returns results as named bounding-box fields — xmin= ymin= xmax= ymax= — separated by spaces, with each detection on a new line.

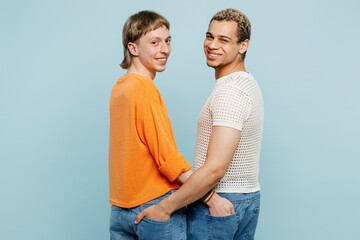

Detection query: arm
xmin=135 ymin=126 xmax=240 ymax=223
xmin=176 ymin=169 xmax=193 ymax=184
xmin=138 ymin=99 xmax=192 ymax=182
xmin=175 ymin=169 xmax=233 ymax=216
xmin=138 ymin=92 xmax=228 ymax=210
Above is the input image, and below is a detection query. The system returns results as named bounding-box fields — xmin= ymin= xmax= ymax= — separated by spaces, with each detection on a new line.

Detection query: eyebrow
xmin=220 ymin=35 xmax=232 ymax=40
xmin=206 ymin=32 xmax=232 ymax=41
xmin=150 ymin=35 xmax=172 ymax=40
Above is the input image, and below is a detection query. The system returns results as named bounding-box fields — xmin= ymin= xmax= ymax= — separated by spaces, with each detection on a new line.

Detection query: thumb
xmin=135 ymin=211 xmax=145 ymax=224
xmin=230 ymin=205 xmax=235 ymax=214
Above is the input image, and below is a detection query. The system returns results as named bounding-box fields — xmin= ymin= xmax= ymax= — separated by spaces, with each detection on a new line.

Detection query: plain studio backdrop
xmin=1 ymin=0 xmax=359 ymax=239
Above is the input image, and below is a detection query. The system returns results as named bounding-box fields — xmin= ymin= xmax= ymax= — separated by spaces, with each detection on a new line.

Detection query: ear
xmin=128 ymin=42 xmax=139 ymax=56
xmin=239 ymin=39 xmax=250 ymax=54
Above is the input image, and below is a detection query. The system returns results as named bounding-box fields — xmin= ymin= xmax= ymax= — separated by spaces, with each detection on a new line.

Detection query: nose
xmin=207 ymin=39 xmax=219 ymax=50
xmin=160 ymin=41 xmax=170 ymax=54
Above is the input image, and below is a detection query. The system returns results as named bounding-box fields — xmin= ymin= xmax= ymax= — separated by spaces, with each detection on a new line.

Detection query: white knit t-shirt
xmin=194 ymin=71 xmax=264 ymax=193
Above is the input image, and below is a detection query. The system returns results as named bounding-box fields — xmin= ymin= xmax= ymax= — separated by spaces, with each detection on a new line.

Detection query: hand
xmin=206 ymin=193 xmax=235 ymax=217
xmin=135 ymin=198 xmax=172 ymax=224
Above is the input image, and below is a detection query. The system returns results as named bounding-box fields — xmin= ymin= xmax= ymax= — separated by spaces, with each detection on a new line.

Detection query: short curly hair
xmin=211 ymin=8 xmax=251 ymax=59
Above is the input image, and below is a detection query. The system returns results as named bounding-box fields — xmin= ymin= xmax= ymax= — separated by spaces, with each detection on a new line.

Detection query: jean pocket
xmin=143 ymin=217 xmax=172 ymax=224
xmin=244 ymin=208 xmax=260 ymax=240
xmin=207 ymin=212 xmax=236 ymax=219
xmin=206 ymin=213 xmax=237 ymax=239
xmin=138 ymin=217 xmax=172 ymax=240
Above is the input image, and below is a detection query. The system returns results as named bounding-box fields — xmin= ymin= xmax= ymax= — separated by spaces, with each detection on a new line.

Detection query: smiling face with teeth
xmin=127 ymin=25 xmax=171 ymax=79
xmin=204 ymin=20 xmax=249 ymax=79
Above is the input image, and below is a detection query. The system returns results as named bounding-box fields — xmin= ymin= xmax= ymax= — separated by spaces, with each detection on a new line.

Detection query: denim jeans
xmin=110 ymin=190 xmax=186 ymax=240
xmin=187 ymin=191 xmax=260 ymax=240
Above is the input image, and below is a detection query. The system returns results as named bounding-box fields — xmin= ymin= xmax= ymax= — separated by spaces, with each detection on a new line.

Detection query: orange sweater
xmin=109 ymin=73 xmax=191 ymax=208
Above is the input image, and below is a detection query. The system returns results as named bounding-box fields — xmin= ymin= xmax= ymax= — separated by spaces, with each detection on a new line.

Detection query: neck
xmin=215 ymin=60 xmax=246 ymax=80
xmin=127 ymin=61 xmax=156 ymax=80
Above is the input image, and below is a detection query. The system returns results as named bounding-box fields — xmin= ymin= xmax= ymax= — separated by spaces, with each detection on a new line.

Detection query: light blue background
xmin=1 ymin=0 xmax=359 ymax=239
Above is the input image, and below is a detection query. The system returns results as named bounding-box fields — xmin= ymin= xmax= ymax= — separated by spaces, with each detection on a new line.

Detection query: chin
xmin=207 ymin=62 xmax=221 ymax=69
xmin=156 ymin=67 xmax=166 ymax=72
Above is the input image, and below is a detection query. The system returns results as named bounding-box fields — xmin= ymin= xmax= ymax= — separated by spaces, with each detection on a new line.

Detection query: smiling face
xmin=204 ymin=20 xmax=248 ymax=78
xmin=128 ymin=25 xmax=171 ymax=79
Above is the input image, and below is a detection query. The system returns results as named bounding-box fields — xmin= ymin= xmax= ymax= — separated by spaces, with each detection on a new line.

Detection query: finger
xmin=230 ymin=206 xmax=235 ymax=214
xmin=135 ymin=211 xmax=144 ymax=224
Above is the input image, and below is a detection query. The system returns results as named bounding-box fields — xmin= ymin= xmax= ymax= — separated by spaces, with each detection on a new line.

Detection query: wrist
xmin=158 ymin=196 xmax=174 ymax=216
xmin=202 ymin=189 xmax=215 ymax=203
xmin=205 ymin=192 xmax=217 ymax=208
xmin=206 ymin=192 xmax=220 ymax=207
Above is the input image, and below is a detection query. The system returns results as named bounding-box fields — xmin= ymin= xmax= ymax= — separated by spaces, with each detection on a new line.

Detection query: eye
xmin=152 ymin=41 xmax=158 ymax=45
xmin=206 ymin=35 xmax=214 ymax=40
xmin=220 ymin=39 xmax=229 ymax=43
xmin=165 ymin=38 xmax=171 ymax=44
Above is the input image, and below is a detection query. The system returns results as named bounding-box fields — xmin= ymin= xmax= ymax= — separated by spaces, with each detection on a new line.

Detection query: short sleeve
xmin=211 ymin=84 xmax=252 ymax=131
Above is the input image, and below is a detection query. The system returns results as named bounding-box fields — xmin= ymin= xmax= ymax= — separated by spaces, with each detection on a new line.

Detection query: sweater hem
xmin=109 ymin=186 xmax=179 ymax=208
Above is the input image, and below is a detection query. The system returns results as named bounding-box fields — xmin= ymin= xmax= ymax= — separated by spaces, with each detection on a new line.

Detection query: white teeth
xmin=209 ymin=53 xmax=219 ymax=57
xmin=157 ymin=58 xmax=166 ymax=61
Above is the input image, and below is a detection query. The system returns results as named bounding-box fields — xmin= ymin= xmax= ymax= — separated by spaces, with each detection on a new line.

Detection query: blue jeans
xmin=187 ymin=191 xmax=260 ymax=240
xmin=110 ymin=190 xmax=186 ymax=240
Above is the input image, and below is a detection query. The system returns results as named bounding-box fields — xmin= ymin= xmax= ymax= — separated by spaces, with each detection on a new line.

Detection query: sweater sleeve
xmin=136 ymin=99 xmax=191 ymax=182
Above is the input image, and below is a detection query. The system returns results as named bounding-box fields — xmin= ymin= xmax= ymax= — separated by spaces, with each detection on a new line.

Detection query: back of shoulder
xmin=112 ymin=73 xmax=160 ymax=103
xmin=230 ymin=72 xmax=261 ymax=97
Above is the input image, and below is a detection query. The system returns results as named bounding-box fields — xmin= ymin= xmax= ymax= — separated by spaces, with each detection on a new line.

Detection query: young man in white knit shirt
xmin=136 ymin=8 xmax=264 ymax=239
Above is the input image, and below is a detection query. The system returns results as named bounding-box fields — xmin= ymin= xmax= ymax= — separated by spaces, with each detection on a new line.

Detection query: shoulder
xmin=220 ymin=72 xmax=254 ymax=88
xmin=216 ymin=72 xmax=261 ymax=100
xmin=118 ymin=74 xmax=162 ymax=103
xmin=214 ymin=73 xmax=250 ymax=97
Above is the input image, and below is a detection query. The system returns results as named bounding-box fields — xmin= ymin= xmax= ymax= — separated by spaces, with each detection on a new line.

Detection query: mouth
xmin=206 ymin=51 xmax=221 ymax=60
xmin=156 ymin=57 xmax=168 ymax=64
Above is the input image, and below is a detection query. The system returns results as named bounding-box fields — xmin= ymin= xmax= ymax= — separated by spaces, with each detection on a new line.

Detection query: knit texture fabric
xmin=194 ymin=71 xmax=264 ymax=193
xmin=109 ymin=73 xmax=191 ymax=208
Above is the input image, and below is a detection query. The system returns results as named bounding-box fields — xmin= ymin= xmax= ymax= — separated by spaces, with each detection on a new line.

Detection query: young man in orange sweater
xmin=109 ymin=10 xmax=230 ymax=240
